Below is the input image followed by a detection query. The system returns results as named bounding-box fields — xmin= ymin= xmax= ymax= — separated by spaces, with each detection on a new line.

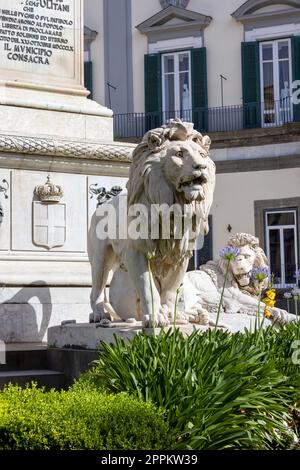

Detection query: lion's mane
xmin=126 ymin=119 xmax=216 ymax=269
xmin=218 ymin=233 xmax=269 ymax=296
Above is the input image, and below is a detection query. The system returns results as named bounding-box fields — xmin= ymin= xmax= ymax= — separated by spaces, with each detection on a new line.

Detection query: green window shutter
xmin=84 ymin=61 xmax=93 ymax=100
xmin=191 ymin=47 xmax=208 ymax=132
xmin=144 ymin=53 xmax=162 ymax=130
xmin=292 ymin=36 xmax=300 ymax=122
xmin=188 ymin=215 xmax=213 ymax=271
xmin=241 ymin=41 xmax=261 ymax=128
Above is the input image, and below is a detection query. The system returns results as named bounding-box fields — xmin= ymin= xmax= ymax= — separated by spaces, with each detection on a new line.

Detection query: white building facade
xmin=84 ymin=0 xmax=300 ymax=291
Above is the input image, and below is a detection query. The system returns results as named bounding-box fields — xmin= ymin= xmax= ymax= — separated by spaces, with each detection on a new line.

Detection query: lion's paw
xmin=142 ymin=314 xmax=169 ymax=329
xmin=188 ymin=308 xmax=210 ymax=325
xmin=271 ymin=308 xmax=292 ymax=326
xmin=172 ymin=311 xmax=189 ymax=325
xmin=96 ymin=318 xmax=111 ymax=328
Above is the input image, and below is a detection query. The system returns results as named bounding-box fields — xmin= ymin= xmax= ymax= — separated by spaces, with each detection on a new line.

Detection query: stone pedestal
xmin=0 ymin=0 xmax=134 ymax=342
xmin=48 ymin=322 xmax=209 ymax=350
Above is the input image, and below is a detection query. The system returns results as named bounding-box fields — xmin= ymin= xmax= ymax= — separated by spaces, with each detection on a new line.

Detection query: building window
xmin=188 ymin=215 xmax=213 ymax=271
xmin=162 ymin=51 xmax=192 ymax=117
xmin=260 ymin=38 xmax=293 ymax=127
xmin=265 ymin=209 xmax=298 ymax=288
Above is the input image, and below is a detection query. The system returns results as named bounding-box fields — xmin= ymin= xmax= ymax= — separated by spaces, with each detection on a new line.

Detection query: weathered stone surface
xmin=48 ymin=322 xmax=208 ymax=350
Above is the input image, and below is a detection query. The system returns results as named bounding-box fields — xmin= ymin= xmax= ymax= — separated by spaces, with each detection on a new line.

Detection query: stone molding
xmin=233 ymin=0 xmax=300 ymax=18
xmin=0 ymin=134 xmax=134 ymax=163
xmin=136 ymin=6 xmax=212 ymax=42
xmin=232 ymin=0 xmax=300 ymax=25
xmin=160 ymin=0 xmax=190 ymax=9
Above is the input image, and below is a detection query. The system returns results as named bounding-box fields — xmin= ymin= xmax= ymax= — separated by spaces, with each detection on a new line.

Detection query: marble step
xmin=0 ymin=369 xmax=66 ymax=391
xmin=0 ymin=344 xmax=47 ymax=371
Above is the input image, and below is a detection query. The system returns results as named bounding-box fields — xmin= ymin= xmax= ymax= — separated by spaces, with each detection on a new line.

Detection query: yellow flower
xmin=263 ymin=297 xmax=276 ymax=308
xmin=262 ymin=288 xmax=276 ymax=309
xmin=265 ymin=289 xmax=276 ymax=300
xmin=264 ymin=307 xmax=272 ymax=319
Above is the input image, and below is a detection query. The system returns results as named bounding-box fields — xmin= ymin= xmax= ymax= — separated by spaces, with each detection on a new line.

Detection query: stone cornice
xmin=136 ymin=6 xmax=212 ymax=34
xmin=232 ymin=0 xmax=300 ymax=22
xmin=0 ymin=134 xmax=134 ymax=163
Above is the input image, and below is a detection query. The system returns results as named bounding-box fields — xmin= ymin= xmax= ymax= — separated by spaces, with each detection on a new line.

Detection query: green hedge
xmin=0 ymin=384 xmax=171 ymax=450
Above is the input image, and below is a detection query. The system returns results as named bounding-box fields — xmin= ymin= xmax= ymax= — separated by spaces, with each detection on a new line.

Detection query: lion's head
xmin=219 ymin=233 xmax=269 ymax=295
xmin=127 ymin=119 xmax=216 ymax=237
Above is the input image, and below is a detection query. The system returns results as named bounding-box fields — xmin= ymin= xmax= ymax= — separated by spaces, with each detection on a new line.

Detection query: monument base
xmin=47 ymin=313 xmax=273 ymax=351
xmin=47 ymin=322 xmax=209 ymax=350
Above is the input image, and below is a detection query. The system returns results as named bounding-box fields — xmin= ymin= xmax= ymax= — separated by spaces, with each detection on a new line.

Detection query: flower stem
xmin=255 ymin=284 xmax=262 ymax=332
xmin=214 ymin=259 xmax=230 ymax=332
xmin=287 ymin=299 xmax=290 ymax=313
xmin=147 ymin=256 xmax=156 ymax=337
xmin=173 ymin=287 xmax=180 ymax=329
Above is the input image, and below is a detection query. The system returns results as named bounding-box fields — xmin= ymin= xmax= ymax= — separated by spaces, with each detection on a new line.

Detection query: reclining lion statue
xmin=108 ymin=232 xmax=296 ymax=330
xmin=182 ymin=233 xmax=295 ymax=329
xmin=88 ymin=119 xmax=216 ymax=326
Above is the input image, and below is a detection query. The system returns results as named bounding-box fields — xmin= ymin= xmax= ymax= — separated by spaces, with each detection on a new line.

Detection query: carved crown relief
xmin=34 ymin=175 xmax=63 ymax=204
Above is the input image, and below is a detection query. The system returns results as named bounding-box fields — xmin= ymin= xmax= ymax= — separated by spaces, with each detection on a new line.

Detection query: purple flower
xmin=292 ymin=288 xmax=300 ymax=298
xmin=219 ymin=246 xmax=240 ymax=261
xmin=251 ymin=267 xmax=269 ymax=283
xmin=294 ymin=269 xmax=300 ymax=279
xmin=284 ymin=292 xmax=292 ymax=299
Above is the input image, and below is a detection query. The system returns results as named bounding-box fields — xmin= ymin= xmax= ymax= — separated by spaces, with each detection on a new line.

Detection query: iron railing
xmin=113 ymin=97 xmax=294 ymax=139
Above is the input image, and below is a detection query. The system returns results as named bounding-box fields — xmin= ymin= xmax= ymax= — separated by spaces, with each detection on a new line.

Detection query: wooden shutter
xmin=292 ymin=36 xmax=300 ymax=122
xmin=144 ymin=53 xmax=162 ymax=130
xmin=197 ymin=215 xmax=213 ymax=266
xmin=84 ymin=61 xmax=93 ymax=100
xmin=191 ymin=47 xmax=208 ymax=132
xmin=241 ymin=42 xmax=261 ymax=128
xmin=188 ymin=215 xmax=213 ymax=271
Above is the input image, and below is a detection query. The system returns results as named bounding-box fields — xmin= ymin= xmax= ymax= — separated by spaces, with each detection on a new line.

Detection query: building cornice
xmin=232 ymin=0 xmax=300 ymax=23
xmin=136 ymin=6 xmax=212 ymax=36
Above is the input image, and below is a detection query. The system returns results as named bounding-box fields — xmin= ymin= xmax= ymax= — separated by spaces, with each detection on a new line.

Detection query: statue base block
xmin=47 ymin=321 xmax=209 ymax=350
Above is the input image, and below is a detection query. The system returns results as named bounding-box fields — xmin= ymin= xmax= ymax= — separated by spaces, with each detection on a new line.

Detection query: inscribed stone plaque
xmin=0 ymin=0 xmax=82 ymax=88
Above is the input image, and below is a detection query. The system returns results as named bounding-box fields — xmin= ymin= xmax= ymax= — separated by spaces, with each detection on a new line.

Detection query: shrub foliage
xmin=0 ymin=384 xmax=170 ymax=450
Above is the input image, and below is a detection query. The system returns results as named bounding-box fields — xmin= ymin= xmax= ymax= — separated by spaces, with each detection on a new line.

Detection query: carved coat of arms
xmin=33 ymin=202 xmax=66 ymax=250
xmin=33 ymin=175 xmax=66 ymax=250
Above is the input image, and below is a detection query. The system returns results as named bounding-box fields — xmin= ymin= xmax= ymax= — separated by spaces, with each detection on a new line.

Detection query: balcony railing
xmin=114 ymin=97 xmax=294 ymax=140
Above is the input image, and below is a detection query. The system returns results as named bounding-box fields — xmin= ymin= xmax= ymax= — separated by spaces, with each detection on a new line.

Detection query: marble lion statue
xmin=182 ymin=232 xmax=295 ymax=329
xmin=88 ymin=119 xmax=216 ymax=326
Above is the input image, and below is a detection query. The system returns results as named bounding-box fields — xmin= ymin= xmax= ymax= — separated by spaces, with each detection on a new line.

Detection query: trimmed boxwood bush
xmin=0 ymin=384 xmax=171 ymax=450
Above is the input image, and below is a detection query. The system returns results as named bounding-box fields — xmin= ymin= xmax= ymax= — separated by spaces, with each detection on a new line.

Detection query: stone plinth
xmin=48 ymin=322 xmax=209 ymax=350
xmin=47 ymin=313 xmax=274 ymax=351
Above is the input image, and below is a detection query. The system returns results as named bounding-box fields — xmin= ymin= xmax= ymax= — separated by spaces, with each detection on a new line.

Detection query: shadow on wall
xmin=0 ymin=282 xmax=52 ymax=343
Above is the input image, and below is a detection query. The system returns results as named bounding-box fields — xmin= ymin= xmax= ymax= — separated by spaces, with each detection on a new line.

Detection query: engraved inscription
xmin=0 ymin=0 xmax=76 ymax=79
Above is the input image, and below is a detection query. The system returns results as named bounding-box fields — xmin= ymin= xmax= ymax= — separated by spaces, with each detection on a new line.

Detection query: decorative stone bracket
xmin=0 ymin=179 xmax=9 ymax=225
xmin=89 ymin=184 xmax=123 ymax=207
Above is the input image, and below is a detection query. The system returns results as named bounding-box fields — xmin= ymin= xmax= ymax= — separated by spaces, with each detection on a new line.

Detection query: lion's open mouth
xmin=178 ymin=173 xmax=208 ymax=201
xmin=179 ymin=174 xmax=208 ymax=189
xmin=234 ymin=272 xmax=251 ymax=286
